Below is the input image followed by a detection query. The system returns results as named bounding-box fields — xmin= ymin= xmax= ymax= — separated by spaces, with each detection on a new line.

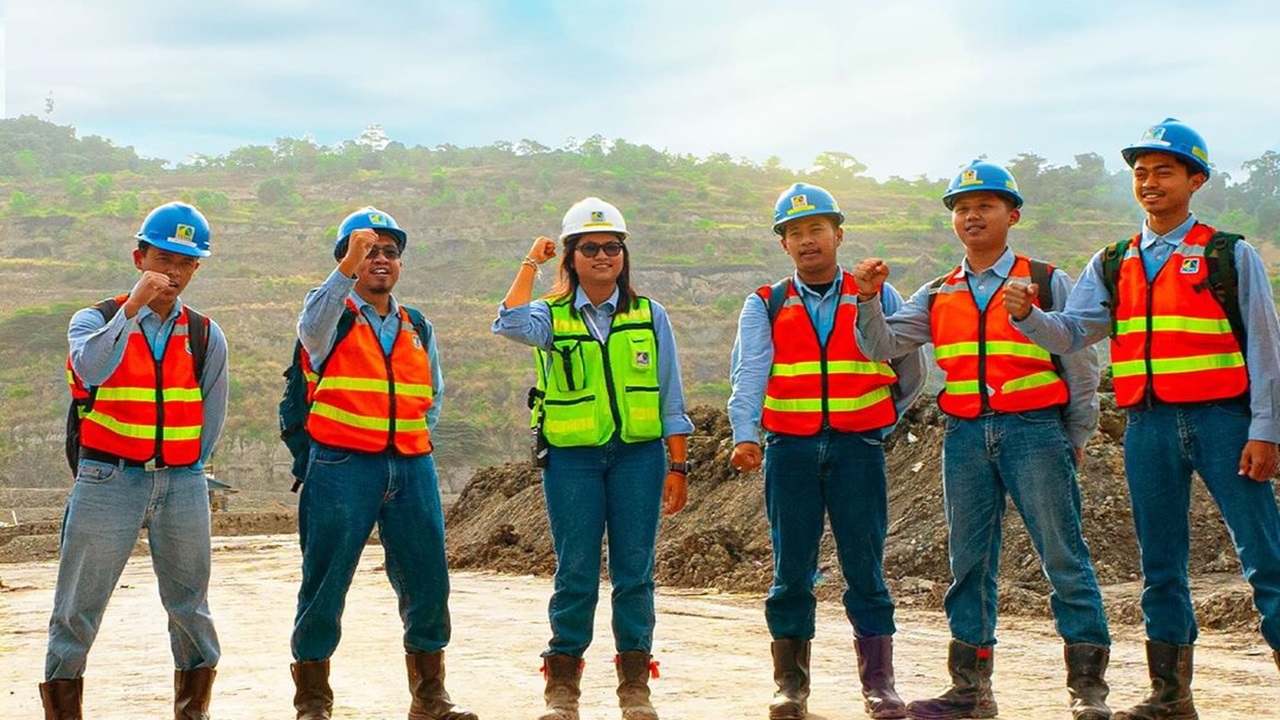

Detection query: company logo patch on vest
xmin=635 ymin=350 xmax=651 ymax=368
xmin=1180 ymin=257 xmax=1201 ymax=274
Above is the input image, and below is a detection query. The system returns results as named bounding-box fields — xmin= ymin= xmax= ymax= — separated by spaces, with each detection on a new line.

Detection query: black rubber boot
xmin=905 ymin=640 xmax=997 ymax=719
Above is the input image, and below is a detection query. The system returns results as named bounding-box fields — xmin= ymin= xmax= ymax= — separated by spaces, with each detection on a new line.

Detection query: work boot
xmin=905 ymin=640 xmax=997 ymax=719
xmin=769 ymin=639 xmax=811 ymax=720
xmin=538 ymin=654 xmax=583 ymax=720
xmin=291 ymin=660 xmax=333 ymax=720
xmin=1112 ymin=641 xmax=1196 ymax=720
xmin=856 ymin=635 xmax=906 ymax=719
xmin=174 ymin=667 xmax=216 ymax=720
xmin=1065 ymin=644 xmax=1111 ymax=720
xmin=616 ymin=651 xmax=660 ymax=720
xmin=407 ymin=651 xmax=479 ymax=720
xmin=38 ymin=678 xmax=83 ymax=720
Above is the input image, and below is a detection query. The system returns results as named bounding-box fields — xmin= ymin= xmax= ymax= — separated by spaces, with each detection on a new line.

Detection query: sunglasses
xmin=577 ymin=241 xmax=625 ymax=258
xmin=365 ymin=245 xmax=402 ymax=260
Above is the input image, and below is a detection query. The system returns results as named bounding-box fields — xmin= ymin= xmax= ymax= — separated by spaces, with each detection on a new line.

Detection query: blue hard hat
xmin=942 ymin=160 xmax=1024 ymax=210
xmin=772 ymin=183 xmax=844 ymax=235
xmin=333 ymin=206 xmax=408 ymax=261
xmin=135 ymin=202 xmax=211 ymax=257
xmin=1121 ymin=118 xmax=1211 ymax=178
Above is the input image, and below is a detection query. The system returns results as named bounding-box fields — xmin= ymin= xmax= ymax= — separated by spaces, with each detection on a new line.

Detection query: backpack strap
xmin=763 ymin=278 xmax=790 ymax=324
xmin=185 ymin=307 xmax=210 ymax=384
xmin=1027 ymin=259 xmax=1056 ymax=311
xmin=403 ymin=305 xmax=433 ymax=350
xmin=925 ymin=271 xmax=952 ymax=311
xmin=1099 ymin=238 xmax=1130 ymax=339
xmin=1200 ymin=231 xmax=1245 ymax=348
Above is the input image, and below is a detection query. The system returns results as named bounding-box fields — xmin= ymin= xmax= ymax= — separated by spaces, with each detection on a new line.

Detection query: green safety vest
xmin=534 ymin=297 xmax=663 ymax=447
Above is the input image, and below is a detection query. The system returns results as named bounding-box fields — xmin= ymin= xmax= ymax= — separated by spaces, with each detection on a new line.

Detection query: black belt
xmin=80 ymin=447 xmax=170 ymax=470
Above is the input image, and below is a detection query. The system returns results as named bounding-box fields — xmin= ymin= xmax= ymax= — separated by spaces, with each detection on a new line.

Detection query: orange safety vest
xmin=1110 ymin=223 xmax=1248 ymax=407
xmin=306 ymin=301 xmax=434 ymax=455
xmin=72 ymin=294 xmax=204 ymax=465
xmin=931 ymin=256 xmax=1069 ymax=417
xmin=760 ymin=273 xmax=898 ymax=435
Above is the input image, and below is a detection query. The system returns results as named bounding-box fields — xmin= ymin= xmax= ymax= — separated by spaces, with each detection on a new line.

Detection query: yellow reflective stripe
xmin=935 ymin=342 xmax=979 ymax=360
xmin=762 ymin=397 xmax=823 ymax=412
xmin=83 ymin=413 xmax=155 ymax=439
xmin=544 ymin=416 xmax=597 ymax=433
xmin=396 ymin=383 xmax=433 ymax=398
xmin=552 ymin=318 xmax=585 ymax=333
xmin=161 ymin=424 xmax=202 ymax=441
xmin=1001 ymin=371 xmax=1061 ymax=393
xmin=309 ymin=402 xmax=391 ymax=431
xmin=161 ymin=387 xmax=202 ymax=402
xmin=319 ymin=376 xmax=391 ymax=393
xmin=1113 ymin=352 xmax=1245 ymax=378
xmin=984 ymin=341 xmax=1051 ymax=361
xmin=945 ymin=379 xmax=980 ymax=395
xmin=629 ymin=407 xmax=661 ymax=423
xmin=93 ymin=387 xmax=157 ymax=402
xmin=304 ymin=369 xmax=319 ymax=383
xmin=826 ymin=360 xmax=897 ymax=378
xmin=1117 ymin=315 xmax=1234 ymax=336
xmin=827 ymin=386 xmax=892 ymax=412
xmin=394 ymin=416 xmax=428 ymax=433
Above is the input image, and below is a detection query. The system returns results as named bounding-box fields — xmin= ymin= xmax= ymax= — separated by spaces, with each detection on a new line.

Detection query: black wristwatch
xmin=667 ymin=461 xmax=691 ymax=475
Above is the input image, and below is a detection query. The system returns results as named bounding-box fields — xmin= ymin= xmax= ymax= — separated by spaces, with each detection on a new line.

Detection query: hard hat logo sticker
xmin=369 ymin=213 xmax=385 ymax=225
xmin=590 ymin=210 xmax=605 ymax=222
xmin=173 ymin=224 xmax=196 ymax=245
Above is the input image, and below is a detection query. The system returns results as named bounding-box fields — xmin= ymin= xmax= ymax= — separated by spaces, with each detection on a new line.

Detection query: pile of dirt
xmin=445 ymin=401 xmax=1275 ymax=631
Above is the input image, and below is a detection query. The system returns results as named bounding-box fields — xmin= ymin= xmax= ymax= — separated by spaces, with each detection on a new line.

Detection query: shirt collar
xmin=348 ymin=291 xmax=400 ymax=318
xmin=574 ymin=285 xmax=618 ymax=313
xmin=960 ymin=247 xmax=1016 ymax=279
xmin=135 ymin=297 xmax=185 ymax=325
xmin=791 ymin=267 xmax=845 ymax=299
xmin=1141 ymin=214 xmax=1197 ymax=250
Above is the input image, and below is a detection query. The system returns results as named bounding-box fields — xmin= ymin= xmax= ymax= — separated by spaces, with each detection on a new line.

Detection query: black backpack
xmin=65 ymin=298 xmax=210 ymax=475
xmin=279 ymin=305 xmax=432 ymax=491
xmin=1100 ymin=230 xmax=1244 ymax=346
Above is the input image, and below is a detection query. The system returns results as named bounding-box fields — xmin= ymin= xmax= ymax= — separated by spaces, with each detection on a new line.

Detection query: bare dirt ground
xmin=1 ymin=535 xmax=1277 ymax=720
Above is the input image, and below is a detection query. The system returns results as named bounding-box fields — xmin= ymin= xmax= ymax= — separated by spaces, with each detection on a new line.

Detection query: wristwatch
xmin=667 ymin=461 xmax=691 ymax=475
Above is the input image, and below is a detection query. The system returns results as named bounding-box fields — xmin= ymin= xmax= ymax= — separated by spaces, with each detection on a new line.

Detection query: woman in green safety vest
xmin=493 ymin=196 xmax=694 ymax=720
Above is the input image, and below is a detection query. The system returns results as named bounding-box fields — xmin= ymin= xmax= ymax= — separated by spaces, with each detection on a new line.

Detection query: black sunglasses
xmin=577 ymin=241 xmax=625 ymax=258
xmin=365 ymin=245 xmax=402 ymax=260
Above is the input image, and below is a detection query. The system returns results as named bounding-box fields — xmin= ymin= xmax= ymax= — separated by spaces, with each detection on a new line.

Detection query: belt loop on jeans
xmin=79 ymin=447 xmax=169 ymax=471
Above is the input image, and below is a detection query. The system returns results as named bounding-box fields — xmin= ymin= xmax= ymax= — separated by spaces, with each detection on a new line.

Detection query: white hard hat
xmin=559 ymin=197 xmax=628 ymax=242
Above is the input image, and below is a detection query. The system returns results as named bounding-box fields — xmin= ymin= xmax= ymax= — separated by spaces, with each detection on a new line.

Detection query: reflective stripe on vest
xmin=75 ymin=298 xmax=204 ymax=465
xmin=760 ymin=272 xmax=898 ymax=435
xmin=1110 ymin=223 xmax=1248 ymax=406
xmin=307 ymin=302 xmax=434 ymax=454
xmin=931 ymin=256 xmax=1069 ymax=418
xmin=535 ymin=297 xmax=663 ymax=447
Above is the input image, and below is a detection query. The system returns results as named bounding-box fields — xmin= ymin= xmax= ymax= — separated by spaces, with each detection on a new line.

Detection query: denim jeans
xmin=1124 ymin=399 xmax=1280 ymax=649
xmin=45 ymin=460 xmax=218 ymax=680
xmin=942 ymin=409 xmax=1110 ymax=647
xmin=541 ymin=438 xmax=665 ymax=657
xmin=763 ymin=429 xmax=896 ymax=640
xmin=292 ymin=447 xmax=452 ymax=661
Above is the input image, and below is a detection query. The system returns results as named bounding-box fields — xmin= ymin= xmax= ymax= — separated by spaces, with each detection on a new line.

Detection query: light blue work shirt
xmin=492 ymin=286 xmax=695 ymax=438
xmin=727 ymin=268 xmax=927 ymax=446
xmin=68 ymin=296 xmax=230 ymax=466
xmin=298 ymin=268 xmax=444 ymax=431
xmin=856 ymin=247 xmax=1100 ymax=449
xmin=1013 ymin=215 xmax=1280 ymax=443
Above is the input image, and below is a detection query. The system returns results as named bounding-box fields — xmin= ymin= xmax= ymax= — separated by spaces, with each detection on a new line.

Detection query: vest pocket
xmin=619 ymin=384 xmax=662 ymax=441
xmin=625 ymin=334 xmax=659 ymax=379
xmin=550 ymin=340 xmax=587 ymax=393
xmin=543 ymin=391 xmax=603 ymax=446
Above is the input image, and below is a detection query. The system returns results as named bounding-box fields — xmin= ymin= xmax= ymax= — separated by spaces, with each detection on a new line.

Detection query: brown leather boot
xmin=856 ymin=635 xmax=906 ymax=719
xmin=1065 ymin=644 xmax=1110 ymax=720
xmin=905 ymin=640 xmax=997 ymax=720
xmin=769 ymin=639 xmax=811 ymax=720
xmin=1112 ymin=641 xmax=1196 ymax=720
xmin=616 ymin=651 xmax=660 ymax=720
xmin=538 ymin=654 xmax=583 ymax=720
xmin=407 ymin=651 xmax=479 ymax=720
xmin=38 ymin=678 xmax=83 ymax=720
xmin=291 ymin=660 xmax=333 ymax=720
xmin=174 ymin=667 xmax=216 ymax=720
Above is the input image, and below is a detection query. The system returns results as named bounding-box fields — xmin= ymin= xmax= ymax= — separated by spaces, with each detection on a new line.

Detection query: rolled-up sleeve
xmin=727 ymin=293 xmax=772 ymax=445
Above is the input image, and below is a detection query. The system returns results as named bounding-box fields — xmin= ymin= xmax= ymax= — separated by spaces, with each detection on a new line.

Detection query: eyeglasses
xmin=577 ymin=241 xmax=625 ymax=258
xmin=365 ymin=246 xmax=402 ymax=260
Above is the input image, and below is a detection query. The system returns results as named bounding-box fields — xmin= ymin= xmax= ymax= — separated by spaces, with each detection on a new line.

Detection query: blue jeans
xmin=1124 ymin=400 xmax=1280 ymax=649
xmin=45 ymin=460 xmax=218 ymax=680
xmin=763 ymin=429 xmax=896 ymax=640
xmin=292 ymin=447 xmax=452 ymax=661
xmin=942 ymin=410 xmax=1110 ymax=647
xmin=542 ymin=438 xmax=665 ymax=657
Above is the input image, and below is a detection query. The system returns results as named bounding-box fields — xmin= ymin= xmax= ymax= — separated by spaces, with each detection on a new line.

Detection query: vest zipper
xmin=153 ymin=353 xmax=165 ymax=464
xmin=974 ymin=278 xmax=993 ymax=413
xmin=384 ymin=349 xmax=397 ymax=452
xmin=1142 ymin=251 xmax=1160 ymax=404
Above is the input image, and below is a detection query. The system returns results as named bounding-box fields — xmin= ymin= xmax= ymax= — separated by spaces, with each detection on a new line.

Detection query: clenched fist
xmin=123 ymin=270 xmax=178 ymax=317
xmin=1004 ymin=281 xmax=1038 ymax=321
xmin=852 ymin=258 xmax=890 ymax=298
xmin=526 ymin=236 xmax=557 ymax=265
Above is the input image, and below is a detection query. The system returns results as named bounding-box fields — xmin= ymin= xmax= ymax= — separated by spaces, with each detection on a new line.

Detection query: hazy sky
xmin=3 ymin=1 xmax=1278 ymax=181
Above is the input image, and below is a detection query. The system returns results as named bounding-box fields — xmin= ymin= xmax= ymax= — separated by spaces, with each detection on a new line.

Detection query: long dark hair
xmin=548 ymin=234 xmax=639 ymax=314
